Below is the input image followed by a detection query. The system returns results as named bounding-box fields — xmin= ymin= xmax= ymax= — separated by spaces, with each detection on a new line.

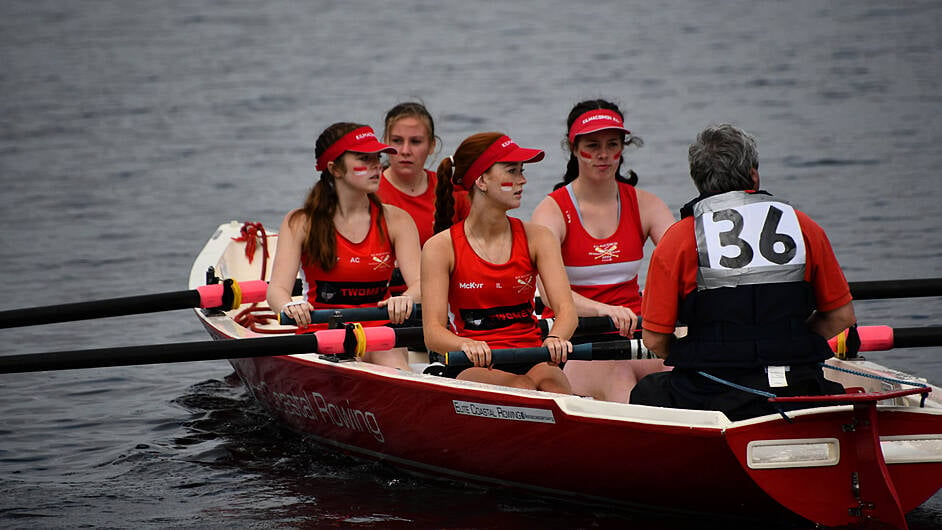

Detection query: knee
xmin=508 ymin=376 xmax=538 ymax=390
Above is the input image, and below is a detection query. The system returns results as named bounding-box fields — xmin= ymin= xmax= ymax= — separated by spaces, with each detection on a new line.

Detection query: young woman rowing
xmin=421 ymin=132 xmax=576 ymax=392
xmin=531 ymin=99 xmax=675 ymax=402
xmin=267 ymin=122 xmax=422 ymax=370
xmin=378 ymin=102 xmax=470 ymax=295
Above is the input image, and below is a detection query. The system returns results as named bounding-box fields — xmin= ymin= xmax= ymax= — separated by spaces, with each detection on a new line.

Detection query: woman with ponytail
xmin=530 ymin=99 xmax=674 ymax=402
xmin=422 ymin=132 xmax=576 ymax=392
xmin=267 ymin=122 xmax=422 ymax=370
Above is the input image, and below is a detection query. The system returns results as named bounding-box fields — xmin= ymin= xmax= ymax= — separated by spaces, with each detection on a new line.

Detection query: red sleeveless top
xmin=300 ymin=203 xmax=394 ymax=309
xmin=448 ymin=217 xmax=542 ymax=349
xmin=547 ymin=181 xmax=645 ymax=314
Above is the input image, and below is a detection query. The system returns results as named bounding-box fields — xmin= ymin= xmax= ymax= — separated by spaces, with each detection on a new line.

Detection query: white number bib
xmin=694 ymin=193 xmax=806 ymax=289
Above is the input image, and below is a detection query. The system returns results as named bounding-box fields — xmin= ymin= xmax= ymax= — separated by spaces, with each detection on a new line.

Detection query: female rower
xmin=267 ymin=122 xmax=422 ymax=370
xmin=378 ymin=102 xmax=471 ymax=295
xmin=422 ymin=132 xmax=576 ymax=392
xmin=379 ymin=102 xmax=471 ymax=246
xmin=530 ymin=99 xmax=675 ymax=402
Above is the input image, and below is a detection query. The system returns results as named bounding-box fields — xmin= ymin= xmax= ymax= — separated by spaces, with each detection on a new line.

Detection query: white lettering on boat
xmin=247 ymin=381 xmax=385 ymax=442
xmin=452 ymin=400 xmax=555 ymax=424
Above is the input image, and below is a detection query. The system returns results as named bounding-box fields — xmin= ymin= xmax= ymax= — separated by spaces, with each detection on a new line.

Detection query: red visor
xmin=315 ymin=126 xmax=397 ymax=171
xmin=567 ymin=109 xmax=630 ymax=144
xmin=457 ymin=135 xmax=545 ymax=191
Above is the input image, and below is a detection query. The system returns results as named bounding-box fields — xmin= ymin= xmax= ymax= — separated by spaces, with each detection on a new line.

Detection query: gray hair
xmin=688 ymin=124 xmax=758 ymax=193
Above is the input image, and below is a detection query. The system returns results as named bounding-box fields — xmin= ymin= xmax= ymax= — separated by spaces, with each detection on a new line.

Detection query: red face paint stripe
xmin=579 ymin=150 xmax=593 ymax=159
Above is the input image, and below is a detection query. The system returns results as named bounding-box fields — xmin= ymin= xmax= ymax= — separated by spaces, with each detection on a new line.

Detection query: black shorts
xmin=629 ymin=365 xmax=844 ymax=421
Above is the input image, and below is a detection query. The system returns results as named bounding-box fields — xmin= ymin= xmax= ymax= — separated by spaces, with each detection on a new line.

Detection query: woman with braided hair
xmin=422 ymin=132 xmax=576 ymax=392
xmin=531 ymin=99 xmax=675 ymax=402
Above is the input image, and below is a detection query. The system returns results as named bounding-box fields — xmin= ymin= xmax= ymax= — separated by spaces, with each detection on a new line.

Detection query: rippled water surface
xmin=1 ymin=0 xmax=941 ymax=527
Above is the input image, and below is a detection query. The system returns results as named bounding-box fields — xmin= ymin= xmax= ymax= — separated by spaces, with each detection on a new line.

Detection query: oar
xmin=849 ymin=278 xmax=942 ymax=300
xmin=281 ymin=304 xmax=423 ymax=325
xmin=0 ymin=325 xmax=426 ymax=374
xmin=440 ymin=339 xmax=655 ymax=368
xmin=279 ymin=308 xmax=620 ymax=337
xmin=0 ymin=280 xmax=269 ymax=329
xmin=829 ymin=325 xmax=942 ymax=353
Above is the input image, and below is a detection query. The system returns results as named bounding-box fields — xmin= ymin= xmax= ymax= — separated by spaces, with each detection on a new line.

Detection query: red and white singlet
xmin=547 ymin=181 xmax=645 ymax=314
xmin=300 ymin=203 xmax=394 ymax=309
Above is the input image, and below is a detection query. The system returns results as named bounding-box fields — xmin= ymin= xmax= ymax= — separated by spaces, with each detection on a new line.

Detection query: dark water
xmin=1 ymin=0 xmax=941 ymax=527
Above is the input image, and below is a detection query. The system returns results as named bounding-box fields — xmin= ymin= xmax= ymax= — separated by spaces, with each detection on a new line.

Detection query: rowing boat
xmin=190 ymin=220 xmax=942 ymax=529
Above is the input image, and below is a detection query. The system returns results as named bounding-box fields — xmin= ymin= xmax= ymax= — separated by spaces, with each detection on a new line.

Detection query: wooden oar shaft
xmin=0 ymin=325 xmax=427 ymax=374
xmin=849 ymin=278 xmax=942 ymax=299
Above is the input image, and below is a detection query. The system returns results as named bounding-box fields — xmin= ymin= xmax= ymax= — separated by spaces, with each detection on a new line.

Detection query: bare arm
xmin=267 ymin=211 xmax=312 ymax=324
xmin=531 ymin=194 xmax=639 ymax=336
xmin=381 ymin=205 xmax=422 ymax=323
xmin=642 ymin=329 xmax=673 ymax=359
xmin=527 ymin=223 xmax=577 ymax=364
xmin=807 ymin=301 xmax=856 ymax=340
xmin=636 ymin=188 xmax=675 ymax=244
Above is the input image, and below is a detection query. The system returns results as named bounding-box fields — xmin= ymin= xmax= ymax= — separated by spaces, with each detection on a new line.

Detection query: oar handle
xmin=0 ymin=280 xmax=268 ymax=329
xmin=278 ymin=304 xmax=423 ymax=326
xmin=442 ymin=339 xmax=654 ymax=367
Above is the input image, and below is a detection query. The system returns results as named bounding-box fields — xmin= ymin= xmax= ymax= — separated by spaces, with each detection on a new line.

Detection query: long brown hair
xmin=291 ymin=122 xmax=386 ymax=270
xmin=432 ymin=132 xmax=504 ymax=234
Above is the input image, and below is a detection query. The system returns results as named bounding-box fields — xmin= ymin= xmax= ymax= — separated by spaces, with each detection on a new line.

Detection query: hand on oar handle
xmin=443 ymin=339 xmax=654 ymax=368
xmin=278 ymin=304 xmax=423 ymax=326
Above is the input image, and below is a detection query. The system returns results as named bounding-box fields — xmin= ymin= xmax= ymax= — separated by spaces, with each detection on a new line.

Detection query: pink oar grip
xmin=196 ymin=284 xmax=224 ymax=308
xmin=313 ymin=329 xmax=347 ymax=354
xmin=857 ymin=325 xmax=894 ymax=351
xmin=196 ymin=280 xmax=270 ymax=308
xmin=239 ymin=280 xmax=268 ymax=303
xmin=364 ymin=326 xmax=397 ymax=351
xmin=828 ymin=325 xmax=894 ymax=353
xmin=311 ymin=326 xmax=397 ymax=355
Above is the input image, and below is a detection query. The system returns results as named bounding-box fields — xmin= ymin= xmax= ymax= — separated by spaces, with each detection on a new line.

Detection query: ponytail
xmin=433 ymin=157 xmax=457 ymax=234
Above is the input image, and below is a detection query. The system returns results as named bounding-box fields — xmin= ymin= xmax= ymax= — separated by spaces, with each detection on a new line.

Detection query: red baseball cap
xmin=458 ymin=135 xmax=545 ymax=191
xmin=567 ymin=109 xmax=630 ymax=144
xmin=315 ymin=126 xmax=397 ymax=171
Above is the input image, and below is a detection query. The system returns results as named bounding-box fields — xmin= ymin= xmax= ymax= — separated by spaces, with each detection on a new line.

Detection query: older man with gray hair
xmin=629 ymin=124 xmax=856 ymax=420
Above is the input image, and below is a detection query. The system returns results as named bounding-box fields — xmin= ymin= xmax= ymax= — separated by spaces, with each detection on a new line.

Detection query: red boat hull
xmin=223 ymin=350 xmax=785 ymax=518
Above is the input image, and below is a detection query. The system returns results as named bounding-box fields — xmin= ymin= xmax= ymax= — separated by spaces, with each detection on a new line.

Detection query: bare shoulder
xmin=531 ymin=194 xmax=563 ymax=223
xmin=520 ymin=219 xmax=557 ymax=247
xmin=636 ymin=187 xmax=670 ymax=211
xmin=530 ymin=195 xmax=566 ymax=239
xmin=382 ymin=203 xmax=411 ymax=222
xmin=280 ymin=208 xmax=308 ymax=234
xmin=422 ymin=227 xmax=454 ymax=255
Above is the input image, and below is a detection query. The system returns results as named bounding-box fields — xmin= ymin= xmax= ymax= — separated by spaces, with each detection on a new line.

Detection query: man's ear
xmin=750 ymin=167 xmax=760 ymax=190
